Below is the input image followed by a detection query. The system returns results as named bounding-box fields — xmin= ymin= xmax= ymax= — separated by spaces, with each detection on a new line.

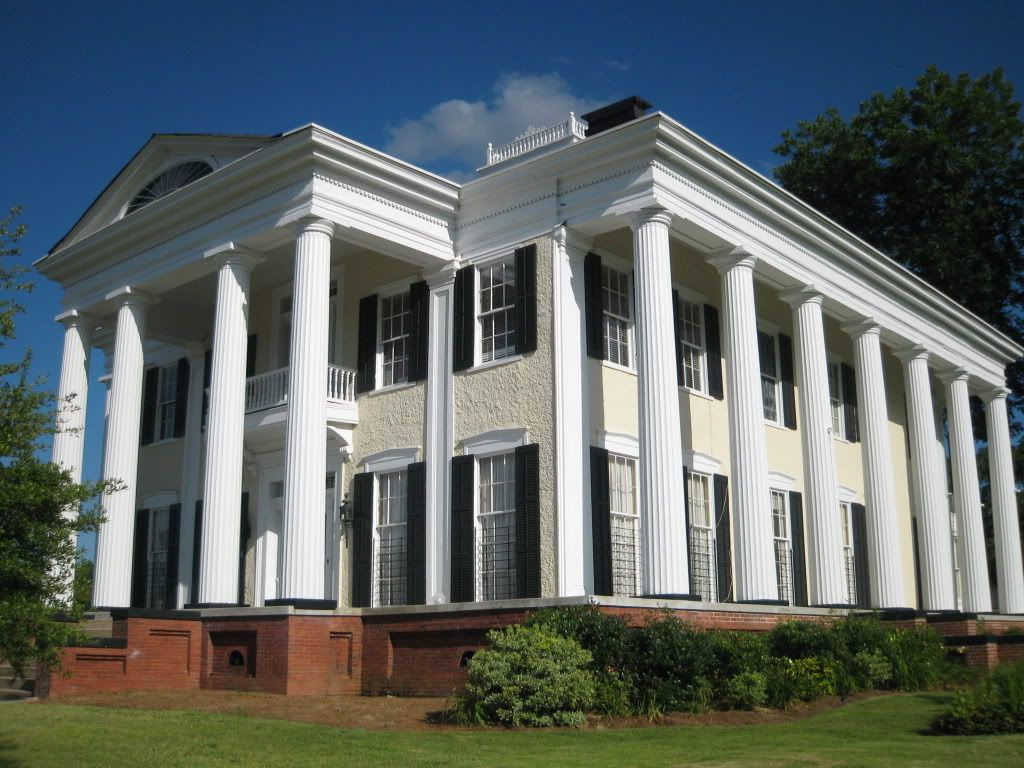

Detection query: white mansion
xmin=42 ymin=98 xmax=1024 ymax=618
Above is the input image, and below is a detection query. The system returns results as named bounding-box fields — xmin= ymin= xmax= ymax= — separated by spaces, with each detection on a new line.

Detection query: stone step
xmin=0 ymin=688 xmax=34 ymax=702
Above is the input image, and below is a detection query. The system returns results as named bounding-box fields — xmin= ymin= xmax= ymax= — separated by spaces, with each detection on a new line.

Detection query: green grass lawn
xmin=2 ymin=693 xmax=1022 ymax=768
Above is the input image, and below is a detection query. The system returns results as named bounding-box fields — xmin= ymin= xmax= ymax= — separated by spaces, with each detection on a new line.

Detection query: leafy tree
xmin=0 ymin=206 xmax=112 ymax=677
xmin=774 ymin=67 xmax=1024 ymax=435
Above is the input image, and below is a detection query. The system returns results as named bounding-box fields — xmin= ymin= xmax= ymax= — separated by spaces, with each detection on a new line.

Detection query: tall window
xmin=771 ymin=490 xmax=793 ymax=604
xmin=374 ymin=470 xmax=408 ymax=607
xmin=478 ymin=453 xmax=516 ymax=600
xmin=949 ymin=500 xmax=962 ymax=611
xmin=758 ymin=331 xmax=780 ymax=422
xmin=601 ymin=266 xmax=631 ymax=367
xmin=146 ymin=507 xmax=171 ymax=609
xmin=828 ymin=362 xmax=843 ymax=436
xmin=608 ymin=454 xmax=640 ymax=596
xmin=156 ymin=365 xmax=178 ymax=441
xmin=380 ymin=291 xmax=411 ymax=386
xmin=839 ymin=502 xmax=857 ymax=605
xmin=479 ymin=260 xmax=516 ymax=363
xmin=687 ymin=472 xmax=717 ymax=601
xmin=679 ymin=299 xmax=705 ymax=392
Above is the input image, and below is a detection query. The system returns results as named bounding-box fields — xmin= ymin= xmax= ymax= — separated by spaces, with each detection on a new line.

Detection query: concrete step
xmin=0 ymin=688 xmax=34 ymax=702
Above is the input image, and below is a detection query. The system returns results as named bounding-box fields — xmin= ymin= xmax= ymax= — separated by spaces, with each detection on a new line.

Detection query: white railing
xmin=485 ymin=112 xmax=588 ymax=167
xmin=244 ymin=364 xmax=357 ymax=413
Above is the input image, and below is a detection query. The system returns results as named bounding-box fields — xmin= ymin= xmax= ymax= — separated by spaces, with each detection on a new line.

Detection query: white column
xmin=423 ymin=262 xmax=456 ymax=604
xmin=177 ymin=344 xmax=206 ymax=607
xmin=842 ymin=320 xmax=908 ymax=608
xmin=781 ymin=288 xmax=846 ymax=606
xmin=941 ymin=369 xmax=992 ymax=613
xmin=631 ymin=208 xmax=690 ymax=596
xmin=708 ymin=246 xmax=777 ymax=602
xmin=983 ymin=388 xmax=1024 ymax=614
xmin=93 ymin=289 xmax=153 ymax=608
xmin=197 ymin=252 xmax=259 ymax=605
xmin=280 ymin=218 xmax=335 ymax=604
xmin=895 ymin=346 xmax=956 ymax=610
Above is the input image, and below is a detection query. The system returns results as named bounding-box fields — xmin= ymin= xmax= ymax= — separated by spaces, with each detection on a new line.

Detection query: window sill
xmin=764 ymin=420 xmax=792 ymax=433
xmin=369 ymin=381 xmax=418 ymax=397
xmin=462 ymin=354 xmax=523 ymax=375
xmin=600 ymin=360 xmax=637 ymax=377
xmin=145 ymin=437 xmax=179 ymax=448
xmin=679 ymin=386 xmax=715 ymax=403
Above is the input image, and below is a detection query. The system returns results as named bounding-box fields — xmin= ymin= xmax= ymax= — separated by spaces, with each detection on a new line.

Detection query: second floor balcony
xmin=241 ymin=363 xmax=358 ymax=426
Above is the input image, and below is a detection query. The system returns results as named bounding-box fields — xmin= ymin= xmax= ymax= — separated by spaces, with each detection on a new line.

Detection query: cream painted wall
xmin=136 ymin=437 xmax=184 ymax=506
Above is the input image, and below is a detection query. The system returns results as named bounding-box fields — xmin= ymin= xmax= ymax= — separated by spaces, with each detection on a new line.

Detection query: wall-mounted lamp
xmin=338 ymin=495 xmax=353 ymax=527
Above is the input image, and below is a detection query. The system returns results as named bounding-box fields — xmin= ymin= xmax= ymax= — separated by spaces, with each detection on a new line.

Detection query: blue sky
xmin=3 ymin=0 xmax=1022 ymax=557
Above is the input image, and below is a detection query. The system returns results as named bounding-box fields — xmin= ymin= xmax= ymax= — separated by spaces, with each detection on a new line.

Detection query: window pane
xmin=381 ymin=292 xmax=412 ymax=387
xmin=680 ymin=300 xmax=704 ymax=391
xmin=770 ymin=490 xmax=792 ymax=604
xmin=375 ymin=470 xmax=408 ymax=606
xmin=478 ymin=454 xmax=516 ymax=600
xmin=479 ymin=260 xmax=516 ymax=363
xmin=609 ymin=455 xmax=639 ymax=597
xmin=687 ymin=472 xmax=716 ymax=601
xmin=601 ymin=266 xmax=631 ymax=366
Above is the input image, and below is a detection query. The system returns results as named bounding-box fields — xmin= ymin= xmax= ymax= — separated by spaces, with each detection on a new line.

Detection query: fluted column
xmin=631 ymin=208 xmax=690 ymax=596
xmin=895 ymin=345 xmax=956 ymax=610
xmin=279 ymin=218 xmax=335 ymax=604
xmin=708 ymin=246 xmax=777 ymax=602
xmin=94 ymin=289 xmax=153 ymax=608
xmin=842 ymin=321 xmax=908 ymax=608
xmin=983 ymin=389 xmax=1024 ymax=613
xmin=781 ymin=287 xmax=846 ymax=605
xmin=941 ymin=369 xmax=992 ymax=612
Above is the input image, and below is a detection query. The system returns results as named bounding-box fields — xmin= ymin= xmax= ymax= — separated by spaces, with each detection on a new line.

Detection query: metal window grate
xmin=375 ymin=531 xmax=407 ymax=607
xmin=774 ymin=540 xmax=793 ymax=605
xmin=844 ymin=549 xmax=857 ymax=606
xmin=146 ymin=555 xmax=169 ymax=610
xmin=611 ymin=513 xmax=640 ymax=596
xmin=478 ymin=517 xmax=516 ymax=600
xmin=689 ymin=526 xmax=717 ymax=602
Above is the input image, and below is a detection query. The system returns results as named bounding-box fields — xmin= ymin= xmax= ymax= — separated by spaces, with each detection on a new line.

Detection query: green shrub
xmin=455 ymin=624 xmax=595 ymax=727
xmin=622 ymin=614 xmax=717 ymax=713
xmin=850 ymin=649 xmax=894 ymax=689
xmin=933 ymin=661 xmax=1024 ymax=735
xmin=766 ymin=620 xmax=839 ymax=660
xmin=885 ymin=625 xmax=947 ymax=691
xmin=525 ymin=605 xmax=630 ymax=673
xmin=721 ymin=671 xmax=768 ymax=710
xmin=708 ymin=630 xmax=771 ymax=684
xmin=766 ymin=657 xmax=837 ymax=707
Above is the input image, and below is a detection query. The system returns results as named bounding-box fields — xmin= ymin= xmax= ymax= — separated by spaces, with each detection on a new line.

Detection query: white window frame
xmin=839 ymin=500 xmax=857 ymax=606
xmin=270 ymin=268 xmax=345 ymax=371
xmin=154 ymin=362 xmax=178 ymax=442
xmin=595 ymin=252 xmax=635 ymax=372
xmin=372 ymin=468 xmax=409 ymax=608
xmin=686 ymin=470 xmax=717 ymax=602
xmin=827 ymin=356 xmax=852 ymax=441
xmin=674 ymin=285 xmax=709 ymax=395
xmin=475 ymin=254 xmax=518 ymax=366
xmin=757 ymin=323 xmax=784 ymax=426
xmin=375 ymin=279 xmax=413 ymax=390
xmin=770 ymin=488 xmax=794 ymax=605
xmin=608 ymin=452 xmax=641 ymax=597
xmin=474 ymin=451 xmax=518 ymax=601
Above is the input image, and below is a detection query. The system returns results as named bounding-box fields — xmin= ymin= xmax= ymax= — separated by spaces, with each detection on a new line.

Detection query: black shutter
xmin=911 ymin=517 xmax=923 ymax=610
xmin=406 ymin=461 xmax=427 ymax=605
xmin=589 ymin=447 xmax=612 ymax=596
xmin=165 ymin=503 xmax=181 ymax=609
xmin=704 ymin=305 xmax=724 ymax=400
xmin=453 ymin=266 xmax=476 ymax=372
xmin=351 ymin=472 xmax=374 ymax=608
xmin=356 ymin=295 xmax=378 ymax=394
xmin=584 ymin=252 xmax=603 ymax=359
xmin=842 ymin=363 xmax=859 ymax=442
xmin=672 ymin=290 xmax=684 ymax=386
xmin=514 ymin=245 xmax=537 ymax=355
xmin=408 ymin=280 xmax=430 ymax=382
xmin=450 ymin=455 xmax=476 ymax=602
xmin=246 ymin=334 xmax=257 ymax=378
xmin=788 ymin=491 xmax=808 ymax=607
xmin=713 ymin=474 xmax=733 ymax=602
xmin=190 ymin=500 xmax=203 ymax=602
xmin=851 ymin=502 xmax=871 ymax=608
xmin=238 ymin=492 xmax=250 ymax=606
xmin=515 ymin=444 xmax=541 ymax=599
xmin=140 ymin=367 xmax=159 ymax=446
xmin=779 ymin=333 xmax=797 ymax=430
xmin=130 ymin=509 xmax=151 ymax=608
xmin=683 ymin=466 xmax=693 ymax=588
xmin=173 ymin=357 xmax=190 ymax=439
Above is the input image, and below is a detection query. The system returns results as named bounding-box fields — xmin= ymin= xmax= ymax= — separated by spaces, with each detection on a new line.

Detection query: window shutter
xmin=173 ymin=357 xmax=190 ymax=439
xmin=841 ymin=363 xmax=859 ymax=442
xmin=851 ymin=502 xmax=871 ymax=608
xmin=408 ymin=280 xmax=430 ymax=382
xmin=246 ymin=334 xmax=257 ymax=378
xmin=165 ymin=503 xmax=182 ymax=609
xmin=788 ymin=491 xmax=808 ymax=607
xmin=683 ymin=465 xmax=693 ymax=588
xmin=140 ymin=367 xmax=159 ymax=446
xmin=515 ymin=443 xmax=541 ymax=599
xmin=911 ymin=517 xmax=924 ymax=610
xmin=190 ymin=500 xmax=203 ymax=603
xmin=238 ymin=492 xmax=250 ymax=606
xmin=713 ymin=474 xmax=733 ymax=602
xmin=356 ymin=295 xmax=378 ymax=394
xmin=350 ymin=472 xmax=374 ymax=608
xmin=406 ymin=461 xmax=427 ymax=605
xmin=130 ymin=508 xmax=151 ymax=608
xmin=589 ymin=447 xmax=612 ymax=596
xmin=584 ymin=252 xmax=603 ymax=359
xmin=672 ymin=289 xmax=684 ymax=386
xmin=779 ymin=333 xmax=797 ymax=430
xmin=514 ymin=245 xmax=537 ymax=355
xmin=453 ymin=266 xmax=476 ymax=372
xmin=703 ymin=305 xmax=724 ymax=400
xmin=450 ymin=455 xmax=476 ymax=602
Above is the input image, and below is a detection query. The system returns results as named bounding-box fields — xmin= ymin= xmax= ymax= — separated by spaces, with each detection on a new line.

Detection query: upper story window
xmin=479 ymin=259 xmax=517 ymax=363
xmin=125 ymin=161 xmax=213 ymax=216
xmin=156 ymin=364 xmax=178 ymax=441
xmin=601 ymin=265 xmax=632 ymax=367
xmin=827 ymin=359 xmax=859 ymax=442
xmin=380 ymin=291 xmax=411 ymax=386
xmin=678 ymin=297 xmax=706 ymax=393
xmin=758 ymin=331 xmax=781 ymax=423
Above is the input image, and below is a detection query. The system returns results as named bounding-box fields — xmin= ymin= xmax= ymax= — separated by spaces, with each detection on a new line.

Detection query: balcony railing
xmin=244 ymin=364 xmax=357 ymax=414
xmin=484 ymin=112 xmax=588 ymax=167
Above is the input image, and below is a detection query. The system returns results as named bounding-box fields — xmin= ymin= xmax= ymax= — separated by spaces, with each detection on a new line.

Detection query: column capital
xmin=294 ymin=217 xmax=336 ymax=238
xmin=203 ymin=243 xmax=264 ymax=271
xmin=552 ymin=225 xmax=591 ymax=262
xmin=937 ymin=366 xmax=970 ymax=385
xmin=840 ymin=316 xmax=882 ymax=340
xmin=779 ymin=284 xmax=824 ymax=309
xmin=982 ymin=386 xmax=1011 ymax=404
xmin=893 ymin=343 xmax=930 ymax=364
xmin=707 ymin=244 xmax=757 ymax=273
xmin=423 ymin=261 xmax=459 ymax=289
xmin=55 ymin=308 xmax=97 ymax=329
xmin=629 ymin=206 xmax=673 ymax=231
xmin=105 ymin=286 xmax=158 ymax=308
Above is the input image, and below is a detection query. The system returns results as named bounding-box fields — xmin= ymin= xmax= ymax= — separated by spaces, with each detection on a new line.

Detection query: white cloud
xmin=384 ymin=73 xmax=604 ymax=171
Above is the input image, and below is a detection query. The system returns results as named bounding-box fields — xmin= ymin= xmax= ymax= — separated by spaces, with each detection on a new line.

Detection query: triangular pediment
xmin=51 ymin=132 xmax=278 ymax=254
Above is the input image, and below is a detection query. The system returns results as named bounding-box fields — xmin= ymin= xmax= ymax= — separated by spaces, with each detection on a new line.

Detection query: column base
xmin=264 ymin=598 xmax=338 ymax=610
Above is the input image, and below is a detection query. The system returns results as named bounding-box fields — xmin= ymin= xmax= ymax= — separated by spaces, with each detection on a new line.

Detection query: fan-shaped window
xmin=125 ymin=161 xmax=213 ymax=216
